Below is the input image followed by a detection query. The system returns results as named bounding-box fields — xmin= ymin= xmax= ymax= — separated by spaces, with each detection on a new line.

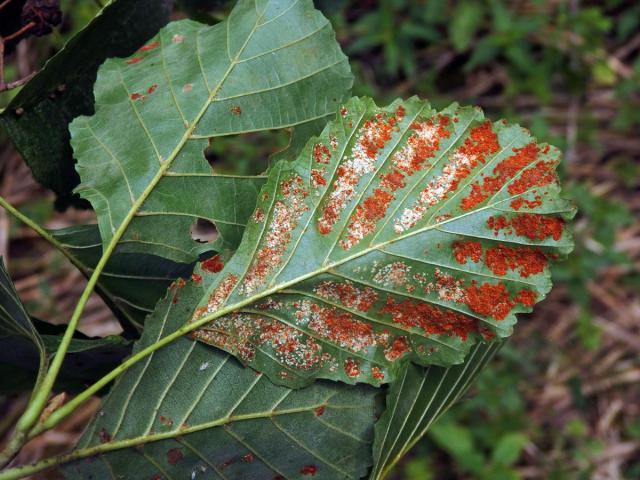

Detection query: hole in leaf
xmin=191 ymin=218 xmax=217 ymax=244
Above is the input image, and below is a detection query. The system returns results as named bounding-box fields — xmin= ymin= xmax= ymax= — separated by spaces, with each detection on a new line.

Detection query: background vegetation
xmin=1 ymin=0 xmax=638 ymax=478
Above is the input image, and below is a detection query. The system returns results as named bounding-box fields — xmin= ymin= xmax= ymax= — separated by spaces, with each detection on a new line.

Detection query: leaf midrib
xmin=39 ymin=402 xmax=355 ymax=467
xmin=191 ymin=183 xmax=544 ymax=335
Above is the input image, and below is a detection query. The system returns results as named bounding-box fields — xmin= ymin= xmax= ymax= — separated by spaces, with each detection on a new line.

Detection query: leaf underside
xmin=66 ymin=282 xmax=378 ymax=480
xmin=186 ymin=95 xmax=574 ymax=388
xmin=0 ymin=0 xmax=172 ymax=208
xmin=0 ymin=258 xmax=47 ymax=390
xmin=52 ymin=225 xmax=194 ymax=334
xmin=369 ymin=341 xmax=502 ymax=479
xmin=70 ymin=0 xmax=353 ymax=263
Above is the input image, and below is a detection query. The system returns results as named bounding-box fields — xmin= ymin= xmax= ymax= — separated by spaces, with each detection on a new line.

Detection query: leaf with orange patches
xmin=64 ymin=269 xmax=378 ymax=480
xmin=187 ymin=96 xmax=575 ymax=388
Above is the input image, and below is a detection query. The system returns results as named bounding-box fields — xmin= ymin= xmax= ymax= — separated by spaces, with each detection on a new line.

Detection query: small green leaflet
xmin=70 ymin=0 xmax=353 ymax=262
xmin=65 ymin=277 xmax=378 ymax=480
xmin=187 ymin=96 xmax=574 ymax=388
xmin=369 ymin=341 xmax=502 ymax=479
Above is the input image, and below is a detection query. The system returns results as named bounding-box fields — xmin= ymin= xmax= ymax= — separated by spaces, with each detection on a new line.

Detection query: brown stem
xmin=0 ymin=71 xmax=36 ymax=92
xmin=0 ymin=38 xmax=4 ymax=86
xmin=3 ymin=21 xmax=36 ymax=43
xmin=0 ymin=0 xmax=14 ymax=12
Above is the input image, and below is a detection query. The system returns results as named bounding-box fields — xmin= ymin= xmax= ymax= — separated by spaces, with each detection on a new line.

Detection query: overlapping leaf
xmin=369 ymin=341 xmax=502 ymax=479
xmin=51 ymin=225 xmax=193 ymax=334
xmin=65 ymin=274 xmax=378 ymax=480
xmin=0 ymin=261 xmax=131 ymax=393
xmin=0 ymin=0 xmax=173 ymax=208
xmin=0 ymin=258 xmax=47 ymax=390
xmin=70 ymin=0 xmax=353 ymax=262
xmin=185 ymin=96 xmax=574 ymax=388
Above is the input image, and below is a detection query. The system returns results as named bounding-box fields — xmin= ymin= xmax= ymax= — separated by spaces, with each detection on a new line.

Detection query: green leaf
xmin=450 ymin=1 xmax=484 ymax=52
xmin=64 ymin=278 xmax=378 ymax=480
xmin=491 ymin=432 xmax=528 ymax=467
xmin=369 ymin=341 xmax=501 ymax=479
xmin=0 ymin=316 xmax=131 ymax=394
xmin=51 ymin=224 xmax=194 ymax=334
xmin=0 ymin=258 xmax=46 ymax=389
xmin=0 ymin=0 xmax=173 ymax=208
xmin=70 ymin=0 xmax=353 ymax=263
xmin=188 ymin=96 xmax=574 ymax=388
xmin=0 ymin=258 xmax=45 ymax=357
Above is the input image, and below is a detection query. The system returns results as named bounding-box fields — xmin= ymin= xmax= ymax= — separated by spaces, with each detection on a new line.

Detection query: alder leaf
xmin=0 ymin=0 xmax=173 ymax=208
xmin=70 ymin=0 xmax=353 ymax=262
xmin=0 ymin=259 xmax=131 ymax=393
xmin=0 ymin=258 xmax=47 ymax=386
xmin=187 ymin=96 xmax=574 ymax=388
xmin=64 ymin=278 xmax=378 ymax=480
xmin=369 ymin=341 xmax=502 ymax=479
xmin=51 ymin=224 xmax=193 ymax=335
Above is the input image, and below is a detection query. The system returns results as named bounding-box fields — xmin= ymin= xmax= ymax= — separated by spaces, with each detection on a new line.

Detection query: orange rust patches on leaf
xmin=310 ymin=169 xmax=327 ymax=187
xmin=130 ymin=92 xmax=145 ymax=101
xmin=380 ymin=169 xmax=406 ymax=191
xmin=314 ymin=405 xmax=326 ymax=416
xmin=147 ymin=84 xmax=157 ymax=94
xmin=176 ymin=278 xmax=186 ymax=289
xmin=384 ymin=336 xmax=409 ymax=361
xmin=191 ymin=273 xmax=202 ymax=284
xmin=159 ymin=415 xmax=173 ymax=427
xmin=395 ymin=121 xmax=499 ymax=232
xmin=260 ymin=319 xmax=323 ymax=370
xmin=242 ymin=453 xmax=254 ymax=463
xmin=460 ymin=143 xmax=540 ymax=210
xmin=313 ymin=143 xmax=331 ymax=164
xmin=314 ymin=280 xmax=377 ymax=311
xmin=166 ymin=448 xmax=183 ymax=465
xmin=98 ymin=428 xmax=111 ymax=443
xmin=372 ymin=366 xmax=385 ymax=380
xmin=341 ymin=115 xmax=451 ymax=248
xmin=182 ymin=83 xmax=193 ymax=93
xmin=484 ymin=245 xmax=549 ymax=277
xmin=394 ymin=115 xmax=450 ymax=175
xmin=514 ymin=289 xmax=537 ymax=306
xmin=380 ymin=297 xmax=480 ymax=340
xmin=192 ymin=273 xmax=238 ymax=321
xmin=172 ymin=297 xmax=179 ymax=304
xmin=138 ymin=41 xmax=159 ymax=52
xmin=374 ymin=261 xmax=412 ymax=289
xmin=342 ymin=188 xmax=395 ymax=249
xmin=463 ymin=282 xmax=513 ymax=320
xmin=172 ymin=34 xmax=185 ymax=44
xmin=508 ymin=161 xmax=557 ymax=195
xmin=126 ymin=56 xmax=144 ymax=65
xmin=453 ymin=241 xmax=483 ymax=264
xmin=301 ymin=465 xmax=318 ymax=476
xmin=241 ymin=175 xmax=308 ymax=294
xmin=196 ymin=314 xmax=325 ymax=370
xmin=202 ymin=254 xmax=224 ymax=273
xmin=340 ymin=107 xmax=348 ymax=117
xmin=487 ymin=214 xmax=564 ymax=241
xmin=510 ymin=195 xmax=542 ymax=210
xmin=318 ymin=109 xmax=402 ymax=235
xmin=307 ymin=303 xmax=375 ymax=352
xmin=230 ymin=106 xmax=242 ymax=115
xmin=344 ymin=358 xmax=361 ymax=377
